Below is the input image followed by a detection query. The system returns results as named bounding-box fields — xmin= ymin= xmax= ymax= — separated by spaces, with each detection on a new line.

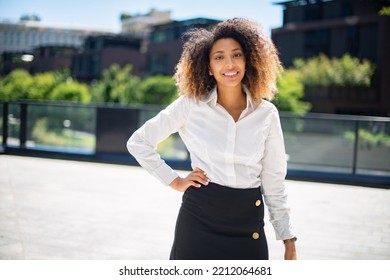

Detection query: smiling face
xmin=209 ymin=38 xmax=246 ymax=90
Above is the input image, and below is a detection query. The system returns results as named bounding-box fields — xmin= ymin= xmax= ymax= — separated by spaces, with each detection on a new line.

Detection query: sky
xmin=0 ymin=0 xmax=284 ymax=34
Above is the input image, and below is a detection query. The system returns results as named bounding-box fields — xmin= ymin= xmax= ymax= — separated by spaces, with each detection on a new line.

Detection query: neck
xmin=216 ymin=84 xmax=246 ymax=109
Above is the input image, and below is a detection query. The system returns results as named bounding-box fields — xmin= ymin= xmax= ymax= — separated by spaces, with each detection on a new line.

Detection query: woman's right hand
xmin=169 ymin=167 xmax=210 ymax=192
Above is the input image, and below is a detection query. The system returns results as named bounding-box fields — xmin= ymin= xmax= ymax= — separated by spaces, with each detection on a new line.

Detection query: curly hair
xmin=174 ymin=18 xmax=282 ymax=102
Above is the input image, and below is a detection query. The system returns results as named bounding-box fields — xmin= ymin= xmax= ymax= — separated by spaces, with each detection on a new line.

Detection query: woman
xmin=127 ymin=18 xmax=297 ymax=260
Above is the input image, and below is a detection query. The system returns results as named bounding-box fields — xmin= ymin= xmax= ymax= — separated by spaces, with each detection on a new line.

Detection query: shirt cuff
xmin=151 ymin=162 xmax=180 ymax=186
xmin=271 ymin=218 xmax=295 ymax=240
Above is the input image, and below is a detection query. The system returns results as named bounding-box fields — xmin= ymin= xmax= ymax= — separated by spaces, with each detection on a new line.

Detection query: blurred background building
xmin=0 ymin=10 xmax=220 ymax=80
xmin=0 ymin=14 xmax=112 ymax=75
xmin=272 ymin=0 xmax=390 ymax=116
xmin=71 ymin=35 xmax=146 ymax=82
xmin=0 ymin=14 xmax=111 ymax=54
xmin=147 ymin=18 xmax=221 ymax=75
xmin=1 ymin=1 xmax=389 ymax=115
xmin=1 ymin=1 xmax=389 ymax=186
xmin=120 ymin=8 xmax=171 ymax=38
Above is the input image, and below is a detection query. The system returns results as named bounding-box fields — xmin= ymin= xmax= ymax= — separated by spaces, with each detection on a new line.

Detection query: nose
xmin=225 ymin=57 xmax=234 ymax=68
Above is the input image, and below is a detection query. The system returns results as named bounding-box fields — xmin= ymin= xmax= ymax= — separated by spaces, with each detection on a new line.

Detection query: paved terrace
xmin=0 ymin=155 xmax=389 ymax=260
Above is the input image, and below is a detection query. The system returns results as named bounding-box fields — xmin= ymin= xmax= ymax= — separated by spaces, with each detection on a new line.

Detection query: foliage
xmin=138 ymin=75 xmax=178 ymax=105
xmin=31 ymin=117 xmax=95 ymax=148
xmin=379 ymin=6 xmax=390 ymax=15
xmin=120 ymin=13 xmax=133 ymax=21
xmin=0 ymin=69 xmax=33 ymax=100
xmin=28 ymin=72 xmax=56 ymax=100
xmin=273 ymin=69 xmax=311 ymax=115
xmin=89 ymin=65 xmax=177 ymax=105
xmin=0 ymin=68 xmax=75 ymax=101
xmin=90 ymin=64 xmax=141 ymax=104
xmin=344 ymin=129 xmax=390 ymax=149
xmin=293 ymin=53 xmax=375 ymax=87
xmin=31 ymin=118 xmax=68 ymax=146
xmin=49 ymin=80 xmax=91 ymax=103
xmin=27 ymin=105 xmax=95 ymax=135
xmin=53 ymin=68 xmax=73 ymax=84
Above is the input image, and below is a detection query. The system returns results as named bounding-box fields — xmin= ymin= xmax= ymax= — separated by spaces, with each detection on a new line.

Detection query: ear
xmin=208 ymin=66 xmax=213 ymax=76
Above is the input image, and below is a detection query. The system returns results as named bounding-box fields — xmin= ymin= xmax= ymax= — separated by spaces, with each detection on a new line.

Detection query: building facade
xmin=72 ymin=35 xmax=147 ymax=82
xmin=0 ymin=17 xmax=111 ymax=54
xmin=2 ymin=46 xmax=78 ymax=75
xmin=147 ymin=18 xmax=220 ymax=75
xmin=1 ymin=16 xmax=220 ymax=84
xmin=272 ymin=0 xmax=390 ymax=116
xmin=120 ymin=9 xmax=171 ymax=38
xmin=71 ymin=18 xmax=220 ymax=81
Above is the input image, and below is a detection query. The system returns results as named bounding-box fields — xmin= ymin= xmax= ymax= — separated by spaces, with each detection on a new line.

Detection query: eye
xmin=215 ymin=55 xmax=224 ymax=60
xmin=233 ymin=53 xmax=243 ymax=58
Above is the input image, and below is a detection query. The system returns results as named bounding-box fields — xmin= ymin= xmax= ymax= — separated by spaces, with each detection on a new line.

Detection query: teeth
xmin=224 ymin=72 xmax=238 ymax=76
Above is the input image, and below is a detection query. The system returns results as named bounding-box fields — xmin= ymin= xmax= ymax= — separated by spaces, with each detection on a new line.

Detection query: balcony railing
xmin=1 ymin=101 xmax=389 ymax=187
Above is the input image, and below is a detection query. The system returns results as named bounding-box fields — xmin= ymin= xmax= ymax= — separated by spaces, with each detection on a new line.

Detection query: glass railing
xmin=282 ymin=116 xmax=357 ymax=173
xmin=1 ymin=101 xmax=389 ymax=182
xmin=280 ymin=113 xmax=390 ymax=176
xmin=138 ymin=106 xmax=188 ymax=160
xmin=6 ymin=103 xmax=21 ymax=147
xmin=25 ymin=103 xmax=96 ymax=154
xmin=0 ymin=102 xmax=3 ymax=145
xmin=2 ymin=102 xmax=96 ymax=155
xmin=355 ymin=120 xmax=390 ymax=176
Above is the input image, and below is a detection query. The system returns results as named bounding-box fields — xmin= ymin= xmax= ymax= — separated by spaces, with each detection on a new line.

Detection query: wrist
xmin=283 ymin=237 xmax=297 ymax=244
xmin=169 ymin=176 xmax=181 ymax=189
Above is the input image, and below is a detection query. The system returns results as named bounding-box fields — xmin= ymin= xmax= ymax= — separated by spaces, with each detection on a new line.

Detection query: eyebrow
xmin=211 ymin=47 xmax=242 ymax=56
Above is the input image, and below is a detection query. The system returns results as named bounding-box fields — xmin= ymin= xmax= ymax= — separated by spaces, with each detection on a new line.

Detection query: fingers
xmin=190 ymin=174 xmax=209 ymax=186
xmin=193 ymin=167 xmax=208 ymax=179
xmin=189 ymin=167 xmax=210 ymax=188
xmin=194 ymin=167 xmax=205 ymax=173
xmin=169 ymin=170 xmax=210 ymax=192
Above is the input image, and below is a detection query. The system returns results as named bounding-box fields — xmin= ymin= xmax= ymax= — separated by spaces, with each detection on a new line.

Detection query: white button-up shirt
xmin=127 ymin=86 xmax=294 ymax=240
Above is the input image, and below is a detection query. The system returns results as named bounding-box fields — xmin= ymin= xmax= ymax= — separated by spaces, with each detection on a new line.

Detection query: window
xmin=346 ymin=26 xmax=359 ymax=57
xmin=305 ymin=29 xmax=330 ymax=57
xmin=304 ymin=1 xmax=323 ymax=22
xmin=148 ymin=53 xmax=168 ymax=75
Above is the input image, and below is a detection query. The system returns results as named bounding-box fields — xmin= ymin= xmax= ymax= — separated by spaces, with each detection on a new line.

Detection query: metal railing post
xmin=20 ymin=103 xmax=28 ymax=148
xmin=352 ymin=120 xmax=359 ymax=175
xmin=2 ymin=102 xmax=9 ymax=148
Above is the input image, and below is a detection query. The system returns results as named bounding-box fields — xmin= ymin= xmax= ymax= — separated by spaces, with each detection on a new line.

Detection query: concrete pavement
xmin=0 ymin=155 xmax=389 ymax=260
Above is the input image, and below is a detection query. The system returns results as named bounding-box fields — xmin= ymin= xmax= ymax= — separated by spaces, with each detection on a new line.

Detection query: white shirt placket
xmin=225 ymin=117 xmax=237 ymax=186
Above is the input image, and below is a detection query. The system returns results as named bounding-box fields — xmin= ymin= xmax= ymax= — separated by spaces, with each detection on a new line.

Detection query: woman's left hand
xmin=284 ymin=241 xmax=297 ymax=260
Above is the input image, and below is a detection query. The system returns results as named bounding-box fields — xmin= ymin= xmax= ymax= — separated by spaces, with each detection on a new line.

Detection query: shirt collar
xmin=203 ymin=85 xmax=255 ymax=111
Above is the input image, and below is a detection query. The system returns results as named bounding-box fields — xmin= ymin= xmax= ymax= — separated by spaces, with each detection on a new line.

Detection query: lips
xmin=223 ymin=71 xmax=239 ymax=77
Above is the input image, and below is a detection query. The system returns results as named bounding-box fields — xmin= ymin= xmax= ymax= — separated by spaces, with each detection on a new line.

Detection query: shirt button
xmin=255 ymin=200 xmax=261 ymax=207
xmin=252 ymin=232 xmax=260 ymax=240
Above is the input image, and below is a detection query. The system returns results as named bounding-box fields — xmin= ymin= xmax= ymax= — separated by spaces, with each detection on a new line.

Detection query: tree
xmin=379 ymin=6 xmax=390 ymax=15
xmin=273 ymin=69 xmax=311 ymax=115
xmin=120 ymin=13 xmax=133 ymax=21
xmin=0 ymin=68 xmax=76 ymax=101
xmin=293 ymin=53 xmax=375 ymax=87
xmin=0 ymin=69 xmax=33 ymax=101
xmin=138 ymin=75 xmax=178 ymax=105
xmin=28 ymin=72 xmax=56 ymax=100
xmin=49 ymin=80 xmax=91 ymax=103
xmin=90 ymin=64 xmax=141 ymax=104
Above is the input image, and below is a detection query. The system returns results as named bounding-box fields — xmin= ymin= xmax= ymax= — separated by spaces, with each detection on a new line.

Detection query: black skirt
xmin=170 ymin=182 xmax=268 ymax=260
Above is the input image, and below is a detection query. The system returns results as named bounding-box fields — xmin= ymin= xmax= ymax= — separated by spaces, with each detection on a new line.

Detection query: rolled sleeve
xmin=127 ymin=96 xmax=189 ymax=186
xmin=260 ymin=108 xmax=295 ymax=240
